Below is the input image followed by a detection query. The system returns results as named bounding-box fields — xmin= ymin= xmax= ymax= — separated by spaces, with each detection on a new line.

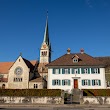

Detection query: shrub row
xmin=0 ymin=89 xmax=61 ymax=96
xmin=82 ymin=89 xmax=110 ymax=96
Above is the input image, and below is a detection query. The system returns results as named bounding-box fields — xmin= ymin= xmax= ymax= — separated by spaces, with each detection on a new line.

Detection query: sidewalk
xmin=0 ymin=103 xmax=110 ymax=108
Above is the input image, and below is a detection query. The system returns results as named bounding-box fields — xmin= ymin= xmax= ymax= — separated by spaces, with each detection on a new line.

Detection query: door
xmin=74 ymin=79 xmax=78 ymax=89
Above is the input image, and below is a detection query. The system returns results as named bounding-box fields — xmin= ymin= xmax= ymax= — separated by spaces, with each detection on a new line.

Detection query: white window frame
xmin=55 ymin=69 xmax=59 ymax=74
xmin=53 ymin=79 xmax=60 ymax=86
xmin=63 ymin=79 xmax=69 ymax=85
xmin=82 ymin=79 xmax=90 ymax=86
xmin=73 ymin=58 xmax=78 ymax=63
xmin=84 ymin=68 xmax=88 ymax=74
xmin=74 ymin=69 xmax=78 ymax=74
xmin=92 ymin=79 xmax=100 ymax=86
xmin=64 ymin=69 xmax=68 ymax=74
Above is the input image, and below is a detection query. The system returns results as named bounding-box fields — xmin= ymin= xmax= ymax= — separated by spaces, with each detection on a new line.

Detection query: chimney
xmin=67 ymin=48 xmax=71 ymax=54
xmin=80 ymin=48 xmax=84 ymax=54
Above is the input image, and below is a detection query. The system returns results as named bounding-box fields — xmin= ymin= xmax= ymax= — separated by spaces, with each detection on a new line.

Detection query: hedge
xmin=83 ymin=89 xmax=110 ymax=96
xmin=0 ymin=89 xmax=61 ymax=96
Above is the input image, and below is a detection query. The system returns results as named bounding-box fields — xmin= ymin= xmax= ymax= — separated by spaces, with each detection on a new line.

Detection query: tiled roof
xmin=0 ymin=62 xmax=14 ymax=74
xmin=95 ymin=57 xmax=110 ymax=66
xmin=47 ymin=53 xmax=105 ymax=67
xmin=0 ymin=60 xmax=37 ymax=74
xmin=30 ymin=77 xmax=43 ymax=82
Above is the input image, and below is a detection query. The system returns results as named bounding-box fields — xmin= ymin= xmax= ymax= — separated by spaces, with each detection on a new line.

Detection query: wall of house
xmin=29 ymin=82 xmax=43 ymax=89
xmin=48 ymin=67 xmax=106 ymax=92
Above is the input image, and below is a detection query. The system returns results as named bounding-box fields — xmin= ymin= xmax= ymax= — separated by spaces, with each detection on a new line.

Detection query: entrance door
xmin=74 ymin=79 xmax=78 ymax=89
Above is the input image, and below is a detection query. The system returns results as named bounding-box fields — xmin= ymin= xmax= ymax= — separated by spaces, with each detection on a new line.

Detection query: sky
xmin=0 ymin=0 xmax=110 ymax=62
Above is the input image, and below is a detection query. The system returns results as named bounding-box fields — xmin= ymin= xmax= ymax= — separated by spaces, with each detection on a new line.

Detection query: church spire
xmin=43 ymin=11 xmax=50 ymax=46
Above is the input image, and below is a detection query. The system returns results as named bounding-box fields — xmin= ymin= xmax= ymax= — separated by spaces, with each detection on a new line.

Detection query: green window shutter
xmin=68 ymin=80 xmax=70 ymax=86
xmin=98 ymin=68 xmax=100 ymax=74
xmin=53 ymin=68 xmax=55 ymax=74
xmin=81 ymin=68 xmax=84 ymax=74
xmin=91 ymin=68 xmax=94 ymax=74
xmin=59 ymin=68 xmax=60 ymax=74
xmin=99 ymin=80 xmax=101 ymax=86
xmin=72 ymin=68 xmax=74 ymax=74
xmin=68 ymin=68 xmax=70 ymax=74
xmin=82 ymin=80 xmax=84 ymax=86
xmin=52 ymin=80 xmax=54 ymax=85
xmin=88 ymin=80 xmax=90 ymax=86
xmin=78 ymin=68 xmax=80 ymax=74
xmin=59 ymin=80 xmax=61 ymax=85
xmin=88 ymin=68 xmax=90 ymax=74
xmin=92 ymin=80 xmax=94 ymax=86
xmin=62 ymin=80 xmax=64 ymax=86
xmin=62 ymin=68 xmax=64 ymax=74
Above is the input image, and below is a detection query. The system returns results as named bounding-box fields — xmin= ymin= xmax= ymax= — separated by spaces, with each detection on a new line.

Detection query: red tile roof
xmin=47 ymin=53 xmax=105 ymax=67
xmin=0 ymin=60 xmax=37 ymax=74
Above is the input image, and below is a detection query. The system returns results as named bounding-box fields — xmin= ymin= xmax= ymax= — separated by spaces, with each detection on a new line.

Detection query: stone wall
xmin=80 ymin=96 xmax=110 ymax=105
xmin=0 ymin=96 xmax=63 ymax=104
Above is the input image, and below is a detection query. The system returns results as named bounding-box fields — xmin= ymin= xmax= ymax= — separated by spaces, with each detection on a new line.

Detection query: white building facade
xmin=47 ymin=49 xmax=106 ymax=92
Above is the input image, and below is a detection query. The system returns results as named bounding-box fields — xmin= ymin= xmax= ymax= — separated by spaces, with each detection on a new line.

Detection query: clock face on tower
xmin=15 ymin=67 xmax=23 ymax=75
xmin=43 ymin=44 xmax=46 ymax=48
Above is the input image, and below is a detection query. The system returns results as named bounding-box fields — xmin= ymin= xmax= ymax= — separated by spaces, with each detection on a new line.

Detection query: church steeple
xmin=43 ymin=15 xmax=50 ymax=46
xmin=40 ymin=12 xmax=51 ymax=63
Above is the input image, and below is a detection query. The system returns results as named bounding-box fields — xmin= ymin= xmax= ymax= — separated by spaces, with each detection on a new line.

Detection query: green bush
xmin=83 ymin=89 xmax=110 ymax=96
xmin=0 ymin=89 xmax=61 ymax=97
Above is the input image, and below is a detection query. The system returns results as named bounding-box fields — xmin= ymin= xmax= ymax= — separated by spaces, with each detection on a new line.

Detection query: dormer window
xmin=72 ymin=54 xmax=79 ymax=63
xmin=73 ymin=58 xmax=78 ymax=63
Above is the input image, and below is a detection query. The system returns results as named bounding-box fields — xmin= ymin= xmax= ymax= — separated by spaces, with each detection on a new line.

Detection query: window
xmin=53 ymin=68 xmax=60 ymax=74
xmin=41 ymin=51 xmax=47 ymax=56
xmin=92 ymin=79 xmax=101 ymax=86
xmin=62 ymin=79 xmax=70 ymax=86
xmin=62 ymin=68 xmax=70 ymax=74
xmin=91 ymin=68 xmax=100 ymax=74
xmin=73 ymin=58 xmax=78 ymax=63
xmin=13 ymin=78 xmax=22 ymax=82
xmin=52 ymin=79 xmax=61 ymax=86
xmin=82 ymin=79 xmax=90 ymax=86
xmin=34 ymin=84 xmax=38 ymax=89
xmin=81 ymin=68 xmax=90 ymax=74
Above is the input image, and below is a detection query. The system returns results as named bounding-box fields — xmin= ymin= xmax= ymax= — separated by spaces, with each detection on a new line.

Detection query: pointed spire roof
xmin=43 ymin=12 xmax=50 ymax=46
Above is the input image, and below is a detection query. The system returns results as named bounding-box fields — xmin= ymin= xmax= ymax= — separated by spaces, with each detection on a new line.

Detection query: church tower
xmin=40 ymin=15 xmax=51 ymax=63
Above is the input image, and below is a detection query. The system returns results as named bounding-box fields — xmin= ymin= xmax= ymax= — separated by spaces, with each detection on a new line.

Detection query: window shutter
xmin=59 ymin=68 xmax=60 ymax=74
xmin=99 ymin=80 xmax=101 ymax=86
xmin=98 ymin=68 xmax=100 ymax=74
xmin=88 ymin=68 xmax=90 ymax=74
xmin=68 ymin=80 xmax=70 ymax=86
xmin=78 ymin=68 xmax=80 ymax=74
xmin=62 ymin=80 xmax=64 ymax=86
xmin=53 ymin=68 xmax=55 ymax=74
xmin=88 ymin=80 xmax=90 ymax=86
xmin=68 ymin=68 xmax=70 ymax=74
xmin=59 ymin=80 xmax=61 ymax=85
xmin=72 ymin=68 xmax=74 ymax=74
xmin=62 ymin=68 xmax=64 ymax=74
xmin=82 ymin=80 xmax=84 ymax=86
xmin=91 ymin=68 xmax=94 ymax=74
xmin=81 ymin=68 xmax=84 ymax=74
xmin=52 ymin=80 xmax=54 ymax=85
xmin=92 ymin=80 xmax=94 ymax=86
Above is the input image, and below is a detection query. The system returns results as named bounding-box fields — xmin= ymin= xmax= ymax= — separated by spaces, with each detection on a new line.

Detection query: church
xmin=0 ymin=17 xmax=51 ymax=89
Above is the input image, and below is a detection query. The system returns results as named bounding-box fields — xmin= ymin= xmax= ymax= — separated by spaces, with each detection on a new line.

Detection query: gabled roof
xmin=0 ymin=60 xmax=37 ymax=74
xmin=47 ymin=53 xmax=105 ymax=67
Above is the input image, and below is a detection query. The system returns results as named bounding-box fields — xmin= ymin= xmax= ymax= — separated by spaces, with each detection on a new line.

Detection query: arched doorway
xmin=2 ymin=84 xmax=5 ymax=89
